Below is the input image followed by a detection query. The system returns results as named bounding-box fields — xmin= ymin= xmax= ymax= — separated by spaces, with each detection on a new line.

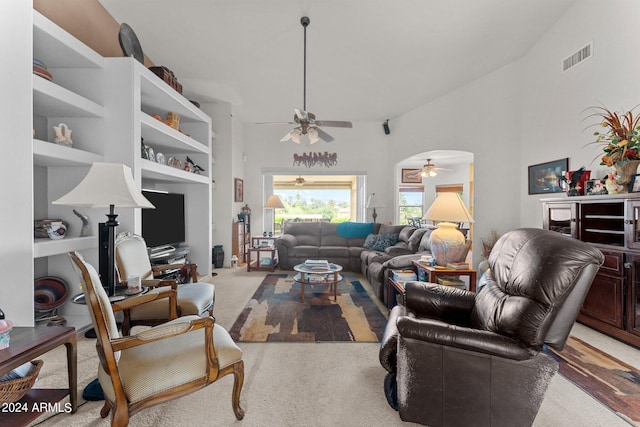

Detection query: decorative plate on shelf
xmin=156 ymin=152 xmax=166 ymax=165
xmin=118 ymin=23 xmax=144 ymax=64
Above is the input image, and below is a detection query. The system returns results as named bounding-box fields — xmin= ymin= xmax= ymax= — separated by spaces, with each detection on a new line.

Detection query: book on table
xmin=437 ymin=276 xmax=466 ymax=289
xmin=446 ymin=262 xmax=469 ymax=270
xmin=304 ymin=259 xmax=330 ymax=270
xmin=391 ymin=269 xmax=417 ymax=282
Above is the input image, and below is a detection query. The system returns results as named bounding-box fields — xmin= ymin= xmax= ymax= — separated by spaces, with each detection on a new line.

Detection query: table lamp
xmin=366 ymin=193 xmax=385 ymax=223
xmin=53 ymin=163 xmax=154 ymax=296
xmin=265 ymin=194 xmax=285 ymax=235
xmin=423 ymin=193 xmax=474 ymax=266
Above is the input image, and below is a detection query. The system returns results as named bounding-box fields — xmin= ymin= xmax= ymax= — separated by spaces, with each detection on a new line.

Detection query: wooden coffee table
xmin=293 ymin=263 xmax=343 ymax=303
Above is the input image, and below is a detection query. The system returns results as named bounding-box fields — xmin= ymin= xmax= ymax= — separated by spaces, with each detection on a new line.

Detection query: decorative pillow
xmin=363 ymin=233 xmax=379 ymax=249
xmin=371 ymin=233 xmax=399 ymax=251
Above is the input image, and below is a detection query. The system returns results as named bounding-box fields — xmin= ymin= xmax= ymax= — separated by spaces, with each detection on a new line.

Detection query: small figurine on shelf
xmin=73 ymin=209 xmax=90 ymax=237
xmin=605 ymin=172 xmax=622 ymax=194
xmin=241 ymin=204 xmax=251 ymax=215
xmin=166 ymin=112 xmax=180 ymax=130
xmin=186 ymin=156 xmax=205 ymax=174
xmin=53 ymin=123 xmax=72 ymax=147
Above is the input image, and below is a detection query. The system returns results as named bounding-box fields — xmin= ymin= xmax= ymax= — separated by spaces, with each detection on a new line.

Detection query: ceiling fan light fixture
xmin=308 ymin=127 xmax=320 ymax=144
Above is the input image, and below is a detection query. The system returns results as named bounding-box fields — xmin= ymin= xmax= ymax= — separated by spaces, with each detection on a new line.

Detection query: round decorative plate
xmin=118 ymin=23 xmax=144 ymax=64
xmin=34 ymin=276 xmax=69 ymax=312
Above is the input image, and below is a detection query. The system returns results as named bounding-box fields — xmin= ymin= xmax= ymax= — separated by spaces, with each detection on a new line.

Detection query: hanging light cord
xmin=302 ymin=17 xmax=309 ymax=111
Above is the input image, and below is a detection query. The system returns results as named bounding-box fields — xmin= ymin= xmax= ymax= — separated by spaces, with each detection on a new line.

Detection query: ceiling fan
xmin=256 ymin=16 xmax=352 ymax=144
xmin=292 ymin=176 xmax=309 ymax=186
xmin=414 ymin=159 xmax=451 ymax=178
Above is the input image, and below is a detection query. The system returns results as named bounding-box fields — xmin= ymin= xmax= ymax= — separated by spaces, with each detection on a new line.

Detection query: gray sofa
xmin=275 ymin=221 xmax=434 ymax=305
xmin=276 ymin=221 xmax=380 ymax=272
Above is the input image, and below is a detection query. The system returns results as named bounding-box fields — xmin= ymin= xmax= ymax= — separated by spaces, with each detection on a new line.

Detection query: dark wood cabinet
xmin=542 ymin=194 xmax=640 ymax=347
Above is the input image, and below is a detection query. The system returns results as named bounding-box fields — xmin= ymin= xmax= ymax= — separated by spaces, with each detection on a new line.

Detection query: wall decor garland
xmin=293 ymin=152 xmax=338 ymax=168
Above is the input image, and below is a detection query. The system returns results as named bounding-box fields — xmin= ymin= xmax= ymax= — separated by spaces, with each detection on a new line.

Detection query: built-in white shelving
xmin=34 ymin=236 xmax=98 ymax=258
xmin=140 ymin=113 xmax=209 ymax=154
xmin=33 ymin=76 xmax=104 ymax=118
xmin=33 ymin=139 xmax=103 ymax=167
xmin=140 ymin=159 xmax=210 ymax=184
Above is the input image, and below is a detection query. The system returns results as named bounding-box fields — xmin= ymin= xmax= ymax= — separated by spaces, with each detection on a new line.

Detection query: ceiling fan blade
xmin=316 ymin=127 xmax=334 ymax=142
xmin=315 ymin=120 xmax=353 ymax=128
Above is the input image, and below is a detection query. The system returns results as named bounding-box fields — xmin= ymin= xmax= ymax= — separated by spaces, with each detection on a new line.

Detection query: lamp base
xmin=430 ymin=222 xmax=466 ymax=266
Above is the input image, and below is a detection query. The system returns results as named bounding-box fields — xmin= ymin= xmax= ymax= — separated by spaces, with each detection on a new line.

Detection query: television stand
xmin=148 ymin=245 xmax=176 ymax=261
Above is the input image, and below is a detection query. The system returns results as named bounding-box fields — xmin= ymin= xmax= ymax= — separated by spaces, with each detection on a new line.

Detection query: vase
xmin=614 ymin=160 xmax=640 ymax=193
xmin=46 ymin=221 xmax=67 ymax=240
xmin=429 ymin=222 xmax=466 ymax=266
xmin=212 ymin=245 xmax=224 ymax=269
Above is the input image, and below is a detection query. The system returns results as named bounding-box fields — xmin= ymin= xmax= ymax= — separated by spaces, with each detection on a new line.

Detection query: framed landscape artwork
xmin=402 ymin=168 xmax=422 ymax=184
xmin=234 ymin=178 xmax=244 ymax=202
xmin=528 ymin=158 xmax=568 ymax=195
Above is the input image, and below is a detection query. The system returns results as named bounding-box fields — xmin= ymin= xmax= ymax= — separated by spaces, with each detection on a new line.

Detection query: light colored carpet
xmin=30 ymin=267 xmax=636 ymax=426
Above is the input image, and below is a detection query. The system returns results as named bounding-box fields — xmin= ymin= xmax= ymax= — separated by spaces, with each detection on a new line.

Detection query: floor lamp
xmin=265 ymin=194 xmax=285 ymax=235
xmin=53 ymin=163 xmax=154 ymax=296
xmin=366 ymin=193 xmax=385 ymax=223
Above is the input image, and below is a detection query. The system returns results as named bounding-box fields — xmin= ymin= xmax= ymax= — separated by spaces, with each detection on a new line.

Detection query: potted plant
xmin=585 ymin=106 xmax=640 ymax=191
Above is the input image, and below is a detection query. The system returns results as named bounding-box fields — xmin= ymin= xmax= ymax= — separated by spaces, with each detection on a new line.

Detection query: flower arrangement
xmin=586 ymin=106 xmax=640 ymax=166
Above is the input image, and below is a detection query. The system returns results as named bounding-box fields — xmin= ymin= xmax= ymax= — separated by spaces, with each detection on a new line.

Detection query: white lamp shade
xmin=423 ymin=193 xmax=473 ymax=223
xmin=366 ymin=193 xmax=385 ymax=209
xmin=53 ymin=163 xmax=154 ymax=209
xmin=265 ymin=194 xmax=285 ymax=209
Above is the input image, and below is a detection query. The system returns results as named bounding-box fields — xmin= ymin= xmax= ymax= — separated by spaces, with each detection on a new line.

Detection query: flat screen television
xmin=141 ymin=190 xmax=186 ymax=249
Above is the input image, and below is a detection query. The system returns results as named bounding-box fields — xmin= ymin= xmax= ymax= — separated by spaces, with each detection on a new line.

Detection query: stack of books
xmin=304 ymin=259 xmax=330 ymax=270
xmin=437 ymin=276 xmax=466 ymax=289
xmin=390 ymin=269 xmax=417 ymax=282
xmin=446 ymin=262 xmax=469 ymax=270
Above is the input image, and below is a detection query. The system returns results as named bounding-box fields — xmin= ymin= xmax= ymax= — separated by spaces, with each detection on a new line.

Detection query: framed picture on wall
xmin=234 ymin=178 xmax=244 ymax=202
xmin=402 ymin=168 xmax=422 ymax=184
xmin=527 ymin=158 xmax=568 ymax=195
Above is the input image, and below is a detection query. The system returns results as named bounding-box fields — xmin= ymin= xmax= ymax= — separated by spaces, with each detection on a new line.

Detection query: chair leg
xmin=112 ymin=404 xmax=129 ymax=427
xmin=100 ymin=401 xmax=111 ymax=418
xmin=231 ymin=360 xmax=245 ymax=420
xmin=121 ymin=311 xmax=131 ymax=336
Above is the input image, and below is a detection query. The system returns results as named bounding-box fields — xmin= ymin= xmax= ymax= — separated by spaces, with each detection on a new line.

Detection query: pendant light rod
xmin=301 ymin=16 xmax=310 ymax=112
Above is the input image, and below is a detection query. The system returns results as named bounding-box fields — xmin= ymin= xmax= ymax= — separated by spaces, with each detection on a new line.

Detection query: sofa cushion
xmin=282 ymin=222 xmax=321 ymax=246
xmin=408 ymin=228 xmax=428 ymax=252
xmin=379 ymin=224 xmax=406 ymax=235
xmin=418 ymin=229 xmax=434 ymax=252
xmin=290 ymin=245 xmax=320 ymax=258
xmin=398 ymin=226 xmax=417 ymax=243
xmin=319 ymin=246 xmax=350 ymax=258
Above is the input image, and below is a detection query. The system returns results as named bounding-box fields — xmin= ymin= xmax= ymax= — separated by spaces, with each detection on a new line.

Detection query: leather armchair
xmin=380 ymin=228 xmax=604 ymax=426
xmin=115 ymin=232 xmax=215 ymax=335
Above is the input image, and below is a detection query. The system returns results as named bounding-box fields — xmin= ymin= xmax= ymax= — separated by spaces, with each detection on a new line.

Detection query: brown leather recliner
xmin=379 ymin=228 xmax=604 ymax=427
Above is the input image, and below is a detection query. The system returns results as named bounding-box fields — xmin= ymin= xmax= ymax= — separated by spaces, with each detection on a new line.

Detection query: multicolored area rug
xmin=549 ymin=336 xmax=640 ymax=424
xmin=229 ymin=273 xmax=387 ymax=342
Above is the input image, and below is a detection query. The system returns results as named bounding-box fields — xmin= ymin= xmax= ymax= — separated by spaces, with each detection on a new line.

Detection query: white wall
xmin=519 ymin=0 xmax=640 ymax=227
xmin=242 ymin=121 xmax=391 ymax=233
xmin=390 ymin=63 xmax=524 ymax=266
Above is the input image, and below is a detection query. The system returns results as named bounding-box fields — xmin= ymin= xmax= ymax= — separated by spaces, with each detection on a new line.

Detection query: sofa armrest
xmin=404 ymin=281 xmax=475 ymax=325
xmin=397 ymin=316 xmax=538 ymax=360
xmin=385 ymin=246 xmax=414 ymax=257
xmin=276 ymin=234 xmax=297 ymax=249
xmin=382 ymin=253 xmax=424 ymax=269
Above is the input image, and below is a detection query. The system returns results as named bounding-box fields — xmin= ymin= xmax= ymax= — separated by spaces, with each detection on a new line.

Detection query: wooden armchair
xmin=115 ymin=232 xmax=215 ymax=335
xmin=69 ymin=252 xmax=244 ymax=427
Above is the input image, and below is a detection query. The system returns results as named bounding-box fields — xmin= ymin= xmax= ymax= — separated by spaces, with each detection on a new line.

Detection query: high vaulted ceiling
xmin=98 ymin=0 xmax=575 ymax=124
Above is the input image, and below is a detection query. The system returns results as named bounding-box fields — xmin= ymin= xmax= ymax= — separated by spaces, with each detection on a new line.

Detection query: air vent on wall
xmin=562 ymin=42 xmax=592 ymax=72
